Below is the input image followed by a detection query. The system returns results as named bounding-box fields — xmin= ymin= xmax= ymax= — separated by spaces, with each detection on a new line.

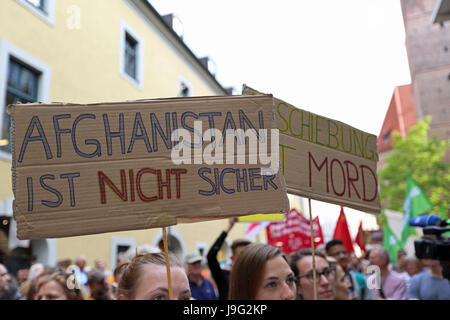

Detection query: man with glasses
xmin=289 ymin=249 xmax=335 ymax=300
xmin=326 ymin=239 xmax=372 ymax=300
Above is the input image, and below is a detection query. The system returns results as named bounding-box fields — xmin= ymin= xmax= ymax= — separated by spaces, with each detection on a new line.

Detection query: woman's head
xmin=117 ymin=252 xmax=191 ymax=300
xmin=36 ymin=271 xmax=86 ymax=300
xmin=229 ymin=243 xmax=296 ymax=300
xmin=334 ymin=264 xmax=351 ymax=300
xmin=349 ymin=252 xmax=361 ymax=269
xmin=290 ymin=249 xmax=334 ymax=300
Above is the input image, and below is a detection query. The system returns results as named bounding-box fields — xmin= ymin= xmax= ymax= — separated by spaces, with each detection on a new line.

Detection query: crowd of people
xmin=0 ymin=218 xmax=449 ymax=300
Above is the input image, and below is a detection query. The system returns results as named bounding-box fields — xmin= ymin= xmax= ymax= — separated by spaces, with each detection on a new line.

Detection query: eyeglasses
xmin=299 ymin=268 xmax=335 ymax=283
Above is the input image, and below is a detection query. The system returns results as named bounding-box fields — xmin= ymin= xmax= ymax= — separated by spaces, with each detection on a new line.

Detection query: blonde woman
xmin=36 ymin=270 xmax=86 ymax=300
xmin=117 ymin=252 xmax=191 ymax=300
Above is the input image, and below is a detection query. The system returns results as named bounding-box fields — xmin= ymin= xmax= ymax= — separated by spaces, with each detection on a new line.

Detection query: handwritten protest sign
xmin=243 ymin=86 xmax=380 ymax=214
xmin=10 ymin=95 xmax=289 ymax=239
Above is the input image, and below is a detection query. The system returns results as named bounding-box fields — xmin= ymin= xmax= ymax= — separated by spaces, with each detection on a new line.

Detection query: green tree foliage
xmin=379 ymin=116 xmax=449 ymax=217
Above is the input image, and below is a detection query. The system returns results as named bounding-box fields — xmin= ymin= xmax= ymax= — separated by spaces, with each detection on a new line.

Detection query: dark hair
xmin=325 ymin=239 xmax=344 ymax=253
xmin=363 ymin=249 xmax=371 ymax=261
xmin=118 ymin=252 xmax=182 ymax=299
xmin=397 ymin=249 xmax=407 ymax=258
xmin=229 ymin=243 xmax=284 ymax=300
xmin=230 ymin=239 xmax=251 ymax=255
xmin=87 ymin=270 xmax=105 ymax=285
xmin=288 ymin=249 xmax=327 ymax=283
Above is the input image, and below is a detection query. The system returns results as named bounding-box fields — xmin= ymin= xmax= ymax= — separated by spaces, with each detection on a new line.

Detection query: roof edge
xmin=138 ymin=0 xmax=229 ymax=95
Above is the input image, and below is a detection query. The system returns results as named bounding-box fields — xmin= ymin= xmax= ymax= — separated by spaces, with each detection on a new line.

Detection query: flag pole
xmin=162 ymin=227 xmax=173 ymax=300
xmin=308 ymin=198 xmax=317 ymax=300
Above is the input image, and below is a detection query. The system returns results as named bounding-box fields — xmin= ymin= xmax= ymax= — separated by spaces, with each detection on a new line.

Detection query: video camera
xmin=409 ymin=215 xmax=450 ymax=281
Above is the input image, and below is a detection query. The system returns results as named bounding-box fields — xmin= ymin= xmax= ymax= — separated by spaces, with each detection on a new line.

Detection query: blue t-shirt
xmin=408 ymin=271 xmax=450 ymax=300
xmin=189 ymin=277 xmax=218 ymax=300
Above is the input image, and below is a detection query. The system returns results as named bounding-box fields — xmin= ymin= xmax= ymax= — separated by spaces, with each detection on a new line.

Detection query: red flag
xmin=332 ymin=207 xmax=354 ymax=253
xmin=314 ymin=216 xmax=325 ymax=249
xmin=354 ymin=221 xmax=366 ymax=252
xmin=266 ymin=209 xmax=324 ymax=255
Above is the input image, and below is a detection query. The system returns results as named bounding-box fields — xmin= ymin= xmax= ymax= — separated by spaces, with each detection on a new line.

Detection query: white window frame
xmin=111 ymin=236 xmax=136 ymax=271
xmin=178 ymin=75 xmax=193 ymax=97
xmin=31 ymin=238 xmax=57 ymax=267
xmin=195 ymin=242 xmax=208 ymax=258
xmin=119 ymin=20 xmax=144 ymax=90
xmin=152 ymin=227 xmax=186 ymax=260
xmin=0 ymin=39 xmax=52 ymax=160
xmin=15 ymin=0 xmax=56 ymax=27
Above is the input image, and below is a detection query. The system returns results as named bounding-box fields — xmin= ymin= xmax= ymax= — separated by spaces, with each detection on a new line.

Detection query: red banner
xmin=266 ymin=209 xmax=324 ymax=255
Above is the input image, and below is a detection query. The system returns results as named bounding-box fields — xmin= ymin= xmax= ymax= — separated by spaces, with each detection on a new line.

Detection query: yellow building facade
xmin=0 ymin=0 xmax=255 ymax=272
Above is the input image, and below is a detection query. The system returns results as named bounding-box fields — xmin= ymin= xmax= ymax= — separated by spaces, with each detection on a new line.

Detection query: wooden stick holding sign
xmin=162 ymin=227 xmax=173 ymax=300
xmin=308 ymin=198 xmax=317 ymax=300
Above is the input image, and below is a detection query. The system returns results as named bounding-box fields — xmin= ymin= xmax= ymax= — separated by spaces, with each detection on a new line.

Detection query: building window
xmin=15 ymin=0 xmax=55 ymax=26
xmin=119 ymin=21 xmax=143 ymax=90
xmin=195 ymin=242 xmax=208 ymax=258
xmin=382 ymin=131 xmax=390 ymax=144
xmin=110 ymin=237 xmax=135 ymax=271
xmin=26 ymin=0 xmax=45 ymax=11
xmin=2 ymin=59 xmax=40 ymax=151
xmin=0 ymin=39 xmax=51 ymax=159
xmin=179 ymin=82 xmax=190 ymax=97
xmin=178 ymin=77 xmax=192 ymax=97
xmin=125 ymin=33 xmax=138 ymax=80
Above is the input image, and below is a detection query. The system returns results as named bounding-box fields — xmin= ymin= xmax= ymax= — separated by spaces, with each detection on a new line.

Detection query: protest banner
xmin=243 ymin=86 xmax=381 ymax=214
xmin=266 ymin=208 xmax=324 ymax=255
xmin=9 ymin=94 xmax=289 ymax=239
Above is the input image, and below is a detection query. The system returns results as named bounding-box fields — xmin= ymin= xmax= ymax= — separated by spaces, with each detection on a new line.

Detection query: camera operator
xmin=408 ymin=258 xmax=450 ymax=300
xmin=408 ymin=232 xmax=450 ymax=300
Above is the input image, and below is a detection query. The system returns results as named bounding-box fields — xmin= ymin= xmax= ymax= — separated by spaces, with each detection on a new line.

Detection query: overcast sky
xmin=149 ymin=0 xmax=412 ymax=242
xmin=150 ymin=0 xmax=411 ymax=137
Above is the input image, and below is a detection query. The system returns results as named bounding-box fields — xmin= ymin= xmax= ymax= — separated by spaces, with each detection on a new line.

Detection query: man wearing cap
xmin=185 ymin=252 xmax=217 ymax=300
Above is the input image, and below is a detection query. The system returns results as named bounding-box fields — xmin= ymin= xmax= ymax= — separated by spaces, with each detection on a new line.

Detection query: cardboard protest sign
xmin=10 ymin=95 xmax=289 ymax=239
xmin=266 ymin=209 xmax=324 ymax=255
xmin=243 ymin=86 xmax=381 ymax=214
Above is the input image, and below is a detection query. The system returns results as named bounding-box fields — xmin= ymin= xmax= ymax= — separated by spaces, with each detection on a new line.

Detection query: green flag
xmin=441 ymin=206 xmax=450 ymax=238
xmin=440 ymin=205 xmax=448 ymax=220
xmin=401 ymin=175 xmax=433 ymax=246
xmin=383 ymin=220 xmax=402 ymax=265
